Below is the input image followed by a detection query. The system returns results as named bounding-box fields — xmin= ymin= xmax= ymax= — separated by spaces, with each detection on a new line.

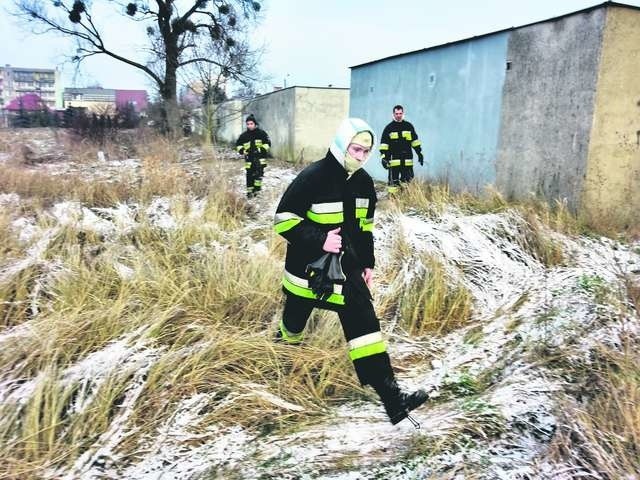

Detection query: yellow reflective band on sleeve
xmin=349 ymin=341 xmax=387 ymax=360
xmin=260 ymin=158 xmax=267 ymax=165
xmin=255 ymin=140 xmax=263 ymax=145
xmin=402 ymin=131 xmax=412 ymax=140
xmin=355 ymin=208 xmax=368 ymax=219
xmin=236 ymin=145 xmax=243 ymax=152
xmin=389 ymin=159 xmax=401 ymax=167
xmin=379 ymin=143 xmax=389 ymax=151
xmin=282 ymin=276 xmax=345 ymax=305
xmin=389 ymin=132 xmax=399 ymax=139
xmin=243 ymin=142 xmax=251 ymax=150
xmin=306 ymin=210 xmax=344 ymax=224
xmin=262 ymin=144 xmax=270 ymax=151
xmin=274 ymin=212 xmax=304 ymax=234
xmin=254 ymin=180 xmax=262 ymax=186
xmin=279 ymin=319 xmax=303 ymax=343
xmin=360 ymin=217 xmax=374 ymax=232
xmin=411 ymin=140 xmax=421 ymax=147
xmin=245 ymin=162 xmax=252 ymax=169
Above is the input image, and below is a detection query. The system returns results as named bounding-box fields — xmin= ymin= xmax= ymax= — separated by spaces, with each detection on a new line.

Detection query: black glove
xmin=417 ymin=152 xmax=424 ymax=166
xmin=381 ymin=156 xmax=389 ymax=170
xmin=306 ymin=253 xmax=345 ymax=300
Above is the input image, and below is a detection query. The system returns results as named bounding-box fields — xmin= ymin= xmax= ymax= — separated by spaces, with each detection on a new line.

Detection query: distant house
xmin=0 ymin=65 xmax=62 ymax=110
xmin=64 ymin=87 xmax=148 ymax=114
xmin=350 ymin=1 xmax=640 ymax=227
xmin=5 ymin=93 xmax=48 ymax=111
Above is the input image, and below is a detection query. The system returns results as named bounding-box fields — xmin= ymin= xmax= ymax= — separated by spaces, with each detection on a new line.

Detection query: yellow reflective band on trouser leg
xmin=389 ymin=159 xmax=401 ymax=167
xmin=245 ymin=162 xmax=252 ymax=169
xmin=279 ymin=319 xmax=303 ymax=344
xmin=348 ymin=332 xmax=386 ymax=361
xmin=254 ymin=180 xmax=262 ymax=187
xmin=411 ymin=140 xmax=422 ymax=147
xmin=388 ymin=185 xmax=399 ymax=194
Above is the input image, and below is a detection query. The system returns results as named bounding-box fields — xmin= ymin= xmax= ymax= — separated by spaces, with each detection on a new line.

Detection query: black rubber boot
xmin=372 ymin=378 xmax=429 ymax=425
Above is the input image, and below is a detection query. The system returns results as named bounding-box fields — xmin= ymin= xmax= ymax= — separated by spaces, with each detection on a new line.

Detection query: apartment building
xmin=0 ymin=65 xmax=62 ymax=109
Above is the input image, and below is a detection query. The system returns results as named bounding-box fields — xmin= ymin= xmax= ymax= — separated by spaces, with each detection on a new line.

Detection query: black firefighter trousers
xmin=245 ymin=157 xmax=266 ymax=196
xmin=281 ymin=292 xmax=395 ymax=387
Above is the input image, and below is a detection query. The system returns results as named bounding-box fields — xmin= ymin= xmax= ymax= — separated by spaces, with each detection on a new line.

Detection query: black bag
xmin=305 ymin=252 xmax=346 ymax=300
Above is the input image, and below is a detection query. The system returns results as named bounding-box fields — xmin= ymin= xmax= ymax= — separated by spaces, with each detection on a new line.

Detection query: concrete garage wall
xmin=216 ymin=87 xmax=348 ymax=162
xmin=583 ymin=6 xmax=640 ymax=228
xmin=496 ymin=9 xmax=606 ymax=210
xmin=243 ymin=88 xmax=296 ymax=161
xmin=215 ymin=100 xmax=244 ymax=144
xmin=294 ymin=87 xmax=349 ymax=162
xmin=350 ymin=33 xmax=509 ymax=191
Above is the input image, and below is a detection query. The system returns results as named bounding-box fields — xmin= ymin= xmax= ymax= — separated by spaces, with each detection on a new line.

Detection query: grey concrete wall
xmin=243 ymin=88 xmax=296 ymax=161
xmin=351 ymin=33 xmax=509 ymax=191
xmin=495 ymin=8 xmax=606 ymax=209
xmin=215 ymin=99 xmax=245 ymax=144
xmin=294 ymin=88 xmax=349 ymax=162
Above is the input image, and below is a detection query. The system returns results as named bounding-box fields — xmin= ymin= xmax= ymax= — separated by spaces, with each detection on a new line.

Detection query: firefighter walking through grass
xmin=273 ymin=118 xmax=428 ymax=426
xmin=235 ymin=114 xmax=271 ymax=197
xmin=379 ymin=105 xmax=424 ymax=194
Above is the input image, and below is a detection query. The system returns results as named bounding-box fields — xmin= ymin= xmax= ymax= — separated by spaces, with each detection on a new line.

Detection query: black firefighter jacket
xmin=379 ymin=120 xmax=422 ymax=167
xmin=273 ymin=151 xmax=377 ymax=307
xmin=235 ymin=128 xmax=271 ymax=161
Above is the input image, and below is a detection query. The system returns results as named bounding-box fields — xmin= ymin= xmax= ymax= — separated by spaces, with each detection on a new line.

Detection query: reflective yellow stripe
xmin=360 ymin=217 xmax=374 ymax=232
xmin=282 ymin=276 xmax=345 ymax=305
xmin=306 ymin=210 xmax=343 ymax=224
xmin=389 ymin=132 xmax=399 ymax=139
xmin=255 ymin=140 xmax=263 ymax=145
xmin=279 ymin=319 xmax=303 ymax=343
xmin=390 ymin=159 xmax=401 ymax=167
xmin=254 ymin=180 xmax=262 ymax=186
xmin=349 ymin=341 xmax=386 ymax=360
xmin=260 ymin=158 xmax=267 ymax=165
xmin=355 ymin=208 xmax=368 ymax=219
xmin=245 ymin=162 xmax=252 ymax=169
xmin=405 ymin=160 xmax=414 ymax=166
xmin=388 ymin=186 xmax=399 ymax=193
xmin=379 ymin=143 xmax=389 ymax=151
xmin=348 ymin=332 xmax=383 ymax=349
xmin=262 ymin=144 xmax=270 ymax=151
xmin=243 ymin=142 xmax=250 ymax=150
xmin=402 ymin=131 xmax=412 ymax=140
xmin=274 ymin=212 xmax=303 ymax=234
xmin=236 ymin=145 xmax=243 ymax=152
xmin=411 ymin=140 xmax=421 ymax=147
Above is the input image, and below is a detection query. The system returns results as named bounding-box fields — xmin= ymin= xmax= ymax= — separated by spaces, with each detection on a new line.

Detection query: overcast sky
xmin=2 ymin=0 xmax=639 ymax=96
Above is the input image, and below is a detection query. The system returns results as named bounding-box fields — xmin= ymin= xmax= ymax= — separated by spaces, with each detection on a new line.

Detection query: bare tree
xmin=181 ymin=33 xmax=262 ymax=142
xmin=14 ymin=0 xmax=262 ymax=135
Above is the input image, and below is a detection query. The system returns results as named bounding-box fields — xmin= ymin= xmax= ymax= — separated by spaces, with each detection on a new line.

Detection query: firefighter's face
xmin=347 ymin=143 xmax=372 ymax=162
xmin=393 ymin=109 xmax=404 ymax=122
xmin=246 ymin=120 xmax=256 ymax=130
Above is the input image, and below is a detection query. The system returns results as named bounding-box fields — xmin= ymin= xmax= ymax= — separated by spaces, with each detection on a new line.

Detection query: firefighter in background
xmin=235 ymin=114 xmax=272 ymax=197
xmin=273 ymin=118 xmax=428 ymax=426
xmin=379 ymin=105 xmax=424 ymax=194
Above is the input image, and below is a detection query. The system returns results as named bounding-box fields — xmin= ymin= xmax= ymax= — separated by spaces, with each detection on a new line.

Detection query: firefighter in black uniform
xmin=379 ymin=105 xmax=424 ymax=194
xmin=235 ymin=114 xmax=271 ymax=197
xmin=273 ymin=118 xmax=428 ymax=426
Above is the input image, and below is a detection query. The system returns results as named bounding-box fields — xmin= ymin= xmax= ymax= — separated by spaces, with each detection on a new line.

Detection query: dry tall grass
xmin=550 ymin=340 xmax=640 ymax=477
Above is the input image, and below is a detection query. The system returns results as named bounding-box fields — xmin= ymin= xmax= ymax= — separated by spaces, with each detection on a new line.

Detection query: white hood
xmin=329 ymin=118 xmax=376 ymax=170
